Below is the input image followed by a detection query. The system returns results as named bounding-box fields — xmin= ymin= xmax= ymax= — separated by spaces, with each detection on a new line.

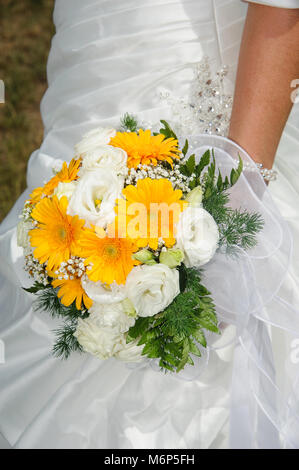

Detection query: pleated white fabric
xmin=0 ymin=0 xmax=298 ymax=449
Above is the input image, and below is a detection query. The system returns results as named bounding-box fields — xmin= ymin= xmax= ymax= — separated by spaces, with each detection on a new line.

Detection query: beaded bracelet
xmin=256 ymin=163 xmax=278 ymax=182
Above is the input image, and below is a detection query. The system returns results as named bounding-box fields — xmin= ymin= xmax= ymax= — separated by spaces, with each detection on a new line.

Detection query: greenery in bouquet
xmin=17 ymin=114 xmax=263 ymax=373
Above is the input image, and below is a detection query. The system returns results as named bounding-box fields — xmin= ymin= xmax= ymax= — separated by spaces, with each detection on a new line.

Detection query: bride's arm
xmin=229 ymin=3 xmax=299 ymax=169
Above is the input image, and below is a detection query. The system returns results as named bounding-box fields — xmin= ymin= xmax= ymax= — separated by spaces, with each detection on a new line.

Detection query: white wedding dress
xmin=0 ymin=0 xmax=299 ymax=449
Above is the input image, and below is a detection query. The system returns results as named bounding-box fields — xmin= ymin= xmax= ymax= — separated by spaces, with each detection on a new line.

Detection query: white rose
xmin=125 ymin=264 xmax=180 ymax=317
xmin=175 ymin=206 xmax=219 ymax=268
xmin=79 ymin=145 xmax=127 ymax=177
xmin=75 ymin=127 xmax=116 ymax=158
xmin=67 ymin=168 xmax=123 ymax=227
xmin=81 ymin=276 xmax=126 ymax=304
xmin=74 ymin=316 xmax=124 ymax=360
xmin=17 ymin=220 xmax=33 ymax=249
xmin=89 ymin=302 xmax=135 ymax=334
xmin=54 ymin=181 xmax=77 ymax=200
xmin=74 ymin=302 xmax=136 ymax=360
xmin=114 ymin=339 xmax=144 ymax=363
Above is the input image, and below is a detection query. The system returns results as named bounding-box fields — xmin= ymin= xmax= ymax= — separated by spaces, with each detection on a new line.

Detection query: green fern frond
xmin=52 ymin=319 xmax=82 ymax=360
xmin=127 ymin=267 xmax=218 ymax=373
xmin=120 ymin=113 xmax=139 ymax=132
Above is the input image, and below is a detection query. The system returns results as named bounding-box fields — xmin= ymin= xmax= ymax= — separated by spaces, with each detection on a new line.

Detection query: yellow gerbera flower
xmin=115 ymin=178 xmax=188 ymax=250
xmin=109 ymin=129 xmax=180 ymax=168
xmin=30 ymin=159 xmax=81 ymax=204
xmin=30 ymin=195 xmax=85 ymax=271
xmin=77 ymin=225 xmax=139 ymax=285
xmin=29 ymin=187 xmax=44 ymax=204
xmin=43 ymin=158 xmax=81 ymax=196
xmin=52 ymin=277 xmax=93 ymax=310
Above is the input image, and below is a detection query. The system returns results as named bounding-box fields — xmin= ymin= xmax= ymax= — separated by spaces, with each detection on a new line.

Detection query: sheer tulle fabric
xmin=137 ymin=135 xmax=299 ymax=448
xmin=0 ymin=0 xmax=299 ymax=449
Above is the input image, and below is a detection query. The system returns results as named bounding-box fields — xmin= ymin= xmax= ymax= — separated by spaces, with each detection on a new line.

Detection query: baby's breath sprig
xmin=19 ymin=200 xmax=33 ymax=222
xmin=125 ymin=162 xmax=195 ymax=194
xmin=54 ymin=256 xmax=86 ymax=281
xmin=24 ymin=251 xmax=49 ymax=286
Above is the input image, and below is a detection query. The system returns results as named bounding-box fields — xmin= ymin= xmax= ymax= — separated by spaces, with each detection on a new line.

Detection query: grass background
xmin=0 ymin=0 xmax=54 ymax=222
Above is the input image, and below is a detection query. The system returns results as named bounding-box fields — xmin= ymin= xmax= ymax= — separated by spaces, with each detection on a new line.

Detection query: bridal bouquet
xmin=18 ymin=115 xmax=263 ymax=373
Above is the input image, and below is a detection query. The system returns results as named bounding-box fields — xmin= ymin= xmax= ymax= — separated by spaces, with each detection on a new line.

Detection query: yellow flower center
xmin=104 ymin=244 xmax=118 ymax=258
xmin=58 ymin=226 xmax=67 ymax=240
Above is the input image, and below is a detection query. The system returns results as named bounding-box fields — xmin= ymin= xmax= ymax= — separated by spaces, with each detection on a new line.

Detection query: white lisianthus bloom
xmin=74 ymin=316 xmax=124 ymax=360
xmin=79 ymin=145 xmax=127 ymax=177
xmin=74 ymin=302 xmax=136 ymax=360
xmin=176 ymin=206 xmax=219 ymax=268
xmin=114 ymin=340 xmax=144 ymax=363
xmin=75 ymin=127 xmax=116 ymax=158
xmin=81 ymin=277 xmax=126 ymax=304
xmin=125 ymin=264 xmax=180 ymax=317
xmin=54 ymin=181 xmax=77 ymax=200
xmin=121 ymin=298 xmax=136 ymax=317
xmin=67 ymin=168 xmax=123 ymax=227
xmin=17 ymin=220 xmax=33 ymax=249
xmin=89 ymin=302 xmax=136 ymax=334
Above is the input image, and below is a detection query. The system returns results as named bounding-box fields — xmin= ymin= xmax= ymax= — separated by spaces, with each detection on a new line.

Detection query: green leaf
xmin=188 ymin=339 xmax=202 ymax=357
xmin=159 ymin=120 xmax=178 ymax=140
xmin=230 ymin=155 xmax=243 ymax=186
xmin=196 ymin=284 xmax=211 ymax=296
xmin=193 ymin=329 xmax=207 ymax=348
xmin=164 ymin=353 xmax=180 ymax=367
xmin=126 ymin=317 xmax=151 ymax=341
xmin=176 ymin=356 xmax=189 ymax=373
xmin=198 ymin=311 xmax=220 ymax=334
xmin=173 ymin=333 xmax=186 ymax=343
xmin=185 ymin=154 xmax=195 ymax=175
xmin=199 ymin=297 xmax=214 ymax=306
xmin=159 ymin=359 xmax=174 ymax=372
xmin=189 ymin=179 xmax=196 ymax=190
xmin=182 ymin=139 xmax=189 ymax=156
xmin=187 ymin=356 xmax=194 ymax=366
xmin=176 ymin=339 xmax=190 ymax=372
xmin=199 ymin=305 xmax=218 ymax=323
xmin=165 ymin=342 xmax=179 ymax=355
xmin=137 ymin=328 xmax=158 ymax=346
xmin=179 ymin=153 xmax=196 ymax=178
xmin=217 ymin=172 xmax=223 ymax=191
xmin=196 ymin=149 xmax=210 ymax=175
xmin=142 ymin=339 xmax=161 ymax=358
xmin=204 ymin=186 xmax=212 ymax=199
xmin=23 ymin=282 xmax=49 ymax=294
xmin=178 ymin=264 xmax=188 ymax=292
